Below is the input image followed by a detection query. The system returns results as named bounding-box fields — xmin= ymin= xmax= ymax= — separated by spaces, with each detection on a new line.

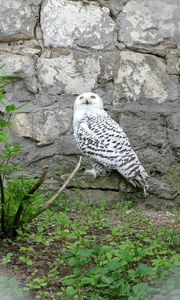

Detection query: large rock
xmin=115 ymin=106 xmax=177 ymax=169
xmin=12 ymin=104 xmax=72 ymax=146
xmin=0 ymin=52 xmax=37 ymax=93
xmin=0 ymin=0 xmax=37 ymax=42
xmin=98 ymin=49 xmax=120 ymax=83
xmin=113 ymin=51 xmax=180 ymax=104
xmin=41 ymin=0 xmax=115 ymax=49
xmin=37 ymin=50 xmax=100 ymax=94
xmin=117 ymin=0 xmax=180 ymax=56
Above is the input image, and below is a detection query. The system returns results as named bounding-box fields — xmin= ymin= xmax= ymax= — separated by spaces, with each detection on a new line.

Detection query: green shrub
xmin=0 ymin=71 xmax=45 ymax=238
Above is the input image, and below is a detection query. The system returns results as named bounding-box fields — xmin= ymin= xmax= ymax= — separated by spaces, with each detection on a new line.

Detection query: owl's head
xmin=74 ymin=92 xmax=104 ymax=111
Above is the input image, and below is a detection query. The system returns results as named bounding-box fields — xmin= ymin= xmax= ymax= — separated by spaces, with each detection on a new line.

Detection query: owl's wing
xmin=75 ymin=113 xmax=132 ymax=167
xmin=75 ymin=113 xmax=149 ymax=189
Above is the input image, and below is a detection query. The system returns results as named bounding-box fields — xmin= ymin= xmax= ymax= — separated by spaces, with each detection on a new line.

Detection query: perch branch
xmin=39 ymin=156 xmax=82 ymax=211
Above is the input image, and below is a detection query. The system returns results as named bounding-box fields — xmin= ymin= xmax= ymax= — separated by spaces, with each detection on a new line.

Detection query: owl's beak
xmin=85 ymin=99 xmax=89 ymax=105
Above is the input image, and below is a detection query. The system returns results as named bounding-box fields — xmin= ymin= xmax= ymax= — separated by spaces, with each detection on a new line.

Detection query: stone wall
xmin=0 ymin=0 xmax=180 ymax=208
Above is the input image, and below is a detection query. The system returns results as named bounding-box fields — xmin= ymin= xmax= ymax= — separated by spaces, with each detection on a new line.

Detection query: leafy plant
xmin=0 ymin=199 xmax=179 ymax=300
xmin=0 ymin=72 xmax=47 ymax=238
xmin=57 ymin=203 xmax=180 ymax=300
xmin=18 ymin=255 xmax=33 ymax=266
xmin=27 ymin=276 xmax=47 ymax=289
xmin=1 ymin=252 xmax=13 ymax=265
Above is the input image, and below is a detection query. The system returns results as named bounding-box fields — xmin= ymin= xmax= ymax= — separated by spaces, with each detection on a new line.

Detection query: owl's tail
xmin=128 ymin=167 xmax=150 ymax=197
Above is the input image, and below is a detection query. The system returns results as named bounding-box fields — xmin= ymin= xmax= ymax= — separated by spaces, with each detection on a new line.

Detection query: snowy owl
xmin=73 ymin=92 xmax=150 ymax=196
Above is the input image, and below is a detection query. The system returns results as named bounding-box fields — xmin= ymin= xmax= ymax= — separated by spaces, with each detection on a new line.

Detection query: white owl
xmin=73 ymin=92 xmax=150 ymax=196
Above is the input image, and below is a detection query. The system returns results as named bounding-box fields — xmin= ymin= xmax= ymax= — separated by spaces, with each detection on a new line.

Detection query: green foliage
xmin=57 ymin=202 xmax=179 ymax=300
xmin=59 ymin=240 xmax=179 ymax=299
xmin=0 ymin=200 xmax=179 ymax=300
xmin=18 ymin=255 xmax=33 ymax=266
xmin=1 ymin=252 xmax=13 ymax=265
xmin=0 ymin=73 xmax=22 ymax=173
xmin=4 ymin=176 xmax=43 ymax=229
xmin=0 ymin=70 xmax=45 ymax=238
xmin=27 ymin=276 xmax=47 ymax=289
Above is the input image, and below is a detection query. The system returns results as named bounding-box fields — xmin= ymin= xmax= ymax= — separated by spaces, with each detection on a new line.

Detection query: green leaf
xmin=101 ymin=275 xmax=113 ymax=285
xmin=5 ymin=104 xmax=17 ymax=112
xmin=5 ymin=143 xmax=22 ymax=154
xmin=130 ymin=282 xmax=149 ymax=300
xmin=61 ymin=277 xmax=76 ymax=286
xmin=73 ymin=267 xmax=81 ymax=276
xmin=105 ymin=260 xmax=122 ymax=271
xmin=68 ymin=257 xmax=79 ymax=266
xmin=0 ymin=130 xmax=8 ymax=142
xmin=0 ymin=74 xmax=16 ymax=79
xmin=81 ymin=276 xmax=97 ymax=286
xmin=90 ymin=292 xmax=99 ymax=300
xmin=18 ymin=256 xmax=33 ymax=266
xmin=0 ymin=165 xmax=22 ymax=173
xmin=65 ymin=286 xmax=77 ymax=296
xmin=1 ymin=252 xmax=14 ymax=265
xmin=0 ymin=119 xmax=11 ymax=127
xmin=136 ymin=263 xmax=155 ymax=277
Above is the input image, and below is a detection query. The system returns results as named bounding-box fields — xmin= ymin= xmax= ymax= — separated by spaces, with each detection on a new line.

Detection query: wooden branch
xmin=39 ymin=156 xmax=82 ymax=211
xmin=27 ymin=167 xmax=48 ymax=196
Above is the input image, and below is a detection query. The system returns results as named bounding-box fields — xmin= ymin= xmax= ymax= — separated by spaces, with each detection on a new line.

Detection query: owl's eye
xmin=79 ymin=96 xmax=83 ymax=100
xmin=90 ymin=95 xmax=96 ymax=99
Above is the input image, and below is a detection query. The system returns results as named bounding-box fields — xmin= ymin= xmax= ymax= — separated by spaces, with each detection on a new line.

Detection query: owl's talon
xmin=143 ymin=184 xmax=149 ymax=198
xmin=84 ymin=169 xmax=97 ymax=178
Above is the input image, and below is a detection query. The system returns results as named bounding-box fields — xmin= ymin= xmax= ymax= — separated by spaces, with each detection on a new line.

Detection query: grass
xmin=0 ymin=196 xmax=179 ymax=300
